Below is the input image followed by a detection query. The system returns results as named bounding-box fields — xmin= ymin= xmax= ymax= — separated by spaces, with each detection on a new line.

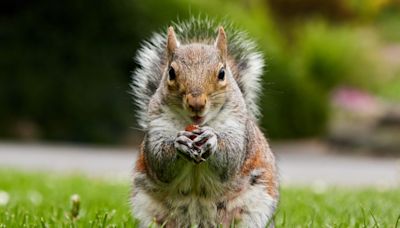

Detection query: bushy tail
xmin=131 ymin=17 xmax=265 ymax=129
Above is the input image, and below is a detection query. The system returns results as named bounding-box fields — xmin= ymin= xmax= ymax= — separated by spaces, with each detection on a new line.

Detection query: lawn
xmin=0 ymin=169 xmax=399 ymax=227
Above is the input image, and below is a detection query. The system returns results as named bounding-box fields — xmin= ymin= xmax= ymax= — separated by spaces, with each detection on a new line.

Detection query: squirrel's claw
xmin=174 ymin=131 xmax=201 ymax=163
xmin=175 ymin=128 xmax=218 ymax=163
xmin=192 ymin=127 xmax=218 ymax=160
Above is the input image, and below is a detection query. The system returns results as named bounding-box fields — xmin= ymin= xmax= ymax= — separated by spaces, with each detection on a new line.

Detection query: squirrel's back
xmin=131 ymin=17 xmax=264 ymax=129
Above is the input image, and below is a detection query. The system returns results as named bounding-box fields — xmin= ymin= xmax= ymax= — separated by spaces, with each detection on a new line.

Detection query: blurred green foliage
xmin=376 ymin=8 xmax=400 ymax=42
xmin=294 ymin=22 xmax=374 ymax=90
xmin=263 ymin=21 xmax=381 ymax=138
xmin=1 ymin=0 xmax=189 ymax=143
xmin=0 ymin=0 xmax=397 ymax=143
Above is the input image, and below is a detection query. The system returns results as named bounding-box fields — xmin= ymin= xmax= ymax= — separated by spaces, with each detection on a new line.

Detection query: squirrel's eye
xmin=218 ymin=68 xmax=225 ymax=81
xmin=168 ymin=67 xmax=176 ymax=81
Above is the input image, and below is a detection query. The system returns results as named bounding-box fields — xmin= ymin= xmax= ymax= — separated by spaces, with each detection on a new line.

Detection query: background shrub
xmin=0 ymin=0 xmax=391 ymax=144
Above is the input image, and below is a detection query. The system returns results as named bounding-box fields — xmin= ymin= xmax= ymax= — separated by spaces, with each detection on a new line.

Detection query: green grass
xmin=0 ymin=169 xmax=136 ymax=227
xmin=0 ymin=169 xmax=399 ymax=227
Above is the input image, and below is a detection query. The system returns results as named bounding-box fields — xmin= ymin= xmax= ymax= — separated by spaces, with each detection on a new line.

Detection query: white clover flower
xmin=70 ymin=194 xmax=80 ymax=203
xmin=0 ymin=191 xmax=10 ymax=206
xmin=70 ymin=194 xmax=81 ymax=219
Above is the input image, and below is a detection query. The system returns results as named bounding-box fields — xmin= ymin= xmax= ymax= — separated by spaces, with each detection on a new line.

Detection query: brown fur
xmin=244 ymin=122 xmax=278 ymax=199
xmin=131 ymin=25 xmax=278 ymax=227
xmin=135 ymin=144 xmax=147 ymax=173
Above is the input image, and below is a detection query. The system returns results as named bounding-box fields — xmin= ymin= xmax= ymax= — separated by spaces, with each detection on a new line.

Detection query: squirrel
xmin=131 ymin=18 xmax=279 ymax=228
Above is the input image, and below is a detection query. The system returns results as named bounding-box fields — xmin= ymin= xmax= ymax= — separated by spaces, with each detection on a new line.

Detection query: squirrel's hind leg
xmin=226 ymin=184 xmax=277 ymax=228
xmin=131 ymin=187 xmax=171 ymax=228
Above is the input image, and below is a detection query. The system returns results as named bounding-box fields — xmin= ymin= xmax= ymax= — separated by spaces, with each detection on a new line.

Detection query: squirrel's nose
xmin=186 ymin=94 xmax=207 ymax=113
xmin=189 ymin=102 xmax=205 ymax=112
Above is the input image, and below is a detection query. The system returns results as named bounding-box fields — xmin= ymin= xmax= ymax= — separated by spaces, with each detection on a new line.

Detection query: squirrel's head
xmin=163 ymin=26 xmax=230 ymax=125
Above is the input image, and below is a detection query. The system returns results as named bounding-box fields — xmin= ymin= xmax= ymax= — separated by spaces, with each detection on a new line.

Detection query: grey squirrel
xmin=131 ymin=18 xmax=279 ymax=227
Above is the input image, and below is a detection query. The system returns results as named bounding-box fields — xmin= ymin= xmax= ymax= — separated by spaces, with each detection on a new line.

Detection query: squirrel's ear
xmin=215 ymin=26 xmax=227 ymax=62
xmin=167 ymin=26 xmax=179 ymax=62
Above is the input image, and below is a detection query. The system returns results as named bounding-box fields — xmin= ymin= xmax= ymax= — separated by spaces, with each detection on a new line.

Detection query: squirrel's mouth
xmin=191 ymin=115 xmax=204 ymax=125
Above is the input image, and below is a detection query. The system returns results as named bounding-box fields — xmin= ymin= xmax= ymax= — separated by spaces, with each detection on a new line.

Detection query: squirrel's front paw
xmin=192 ymin=127 xmax=218 ymax=161
xmin=174 ymin=131 xmax=200 ymax=163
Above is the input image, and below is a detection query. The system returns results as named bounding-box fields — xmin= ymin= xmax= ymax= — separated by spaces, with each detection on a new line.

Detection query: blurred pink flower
xmin=331 ymin=86 xmax=379 ymax=114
